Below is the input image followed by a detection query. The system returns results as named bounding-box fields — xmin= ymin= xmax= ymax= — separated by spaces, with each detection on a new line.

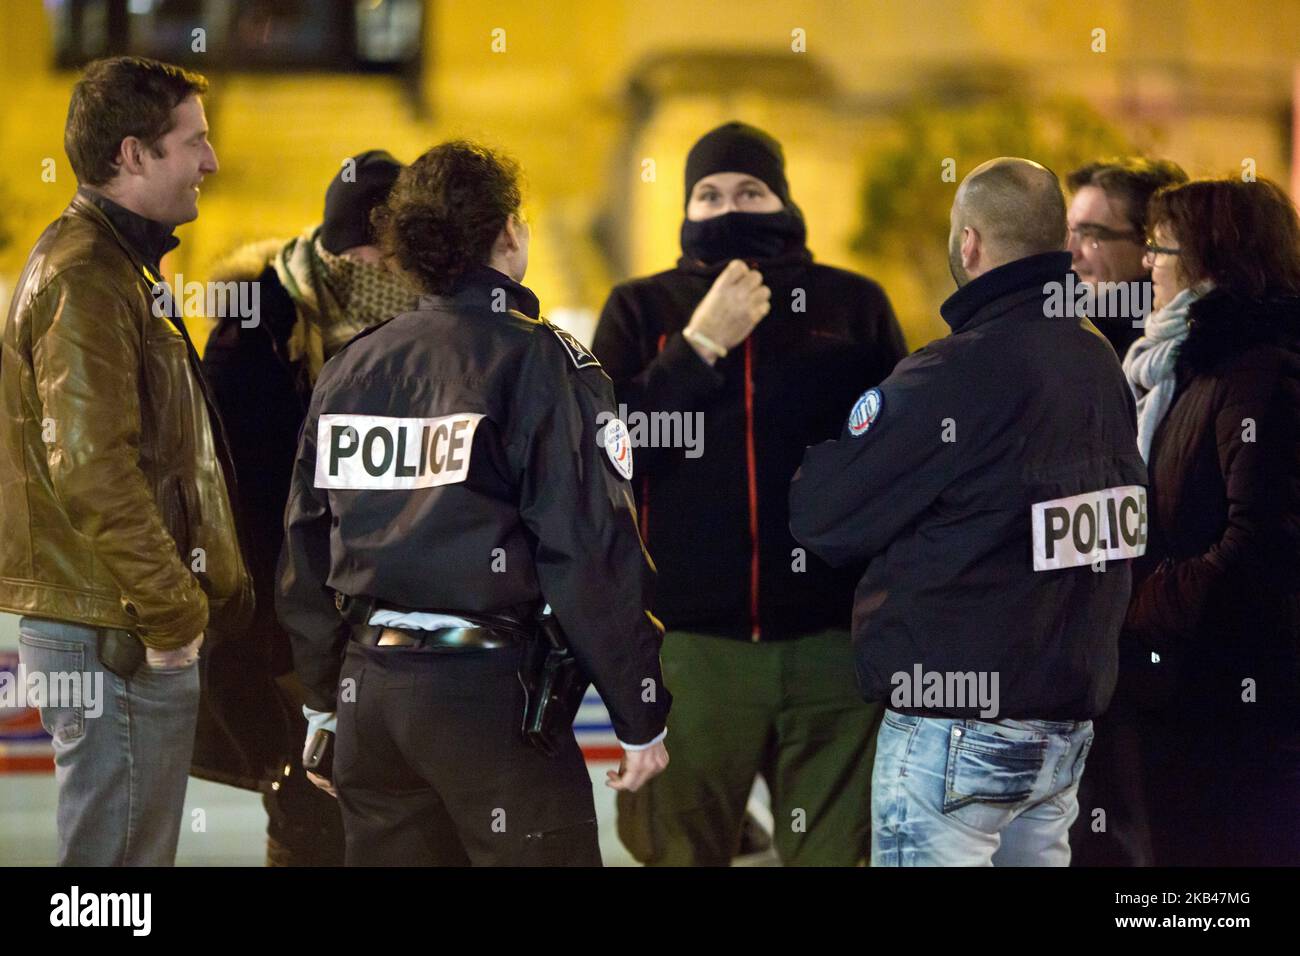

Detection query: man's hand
xmin=606 ymin=741 xmax=669 ymax=792
xmin=145 ymin=633 xmax=204 ymax=670
xmin=683 ymin=259 xmax=770 ymax=363
xmin=306 ymin=770 xmax=338 ymax=799
xmin=302 ymin=711 xmax=338 ymax=798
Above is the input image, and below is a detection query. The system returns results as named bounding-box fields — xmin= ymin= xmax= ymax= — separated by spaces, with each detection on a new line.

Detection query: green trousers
xmin=617 ymin=629 xmax=882 ymax=866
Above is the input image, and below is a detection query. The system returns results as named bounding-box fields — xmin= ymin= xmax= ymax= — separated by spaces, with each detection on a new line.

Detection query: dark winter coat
xmin=194 ymin=243 xmax=305 ymax=790
xmin=592 ymin=249 xmax=906 ymax=641
xmin=1122 ymin=289 xmax=1300 ymax=730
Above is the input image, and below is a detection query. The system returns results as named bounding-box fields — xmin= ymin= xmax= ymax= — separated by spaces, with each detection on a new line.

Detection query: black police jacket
xmin=276 ymin=265 xmax=671 ymax=745
xmin=593 ymin=249 xmax=905 ymax=641
xmin=790 ymin=252 xmax=1147 ymax=721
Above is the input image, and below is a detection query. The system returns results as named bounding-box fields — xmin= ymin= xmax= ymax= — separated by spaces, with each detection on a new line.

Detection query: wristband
xmin=683 ymin=327 xmax=727 ymax=359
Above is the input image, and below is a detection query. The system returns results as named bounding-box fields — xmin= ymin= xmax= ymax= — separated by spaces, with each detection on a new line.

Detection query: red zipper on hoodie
xmin=640 ymin=333 xmax=668 ymax=538
xmin=744 ymin=336 xmax=761 ymax=641
xmin=651 ymin=315 xmax=760 ymax=641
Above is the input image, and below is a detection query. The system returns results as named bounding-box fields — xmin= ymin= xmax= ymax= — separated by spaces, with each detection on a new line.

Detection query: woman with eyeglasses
xmin=1119 ymin=177 xmax=1300 ymax=865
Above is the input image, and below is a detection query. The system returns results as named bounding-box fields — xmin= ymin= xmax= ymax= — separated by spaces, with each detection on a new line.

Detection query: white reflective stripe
xmin=368 ymin=610 xmax=475 ymax=630
xmin=314 ymin=413 xmax=484 ymax=490
xmin=1031 ymin=484 xmax=1147 ymax=571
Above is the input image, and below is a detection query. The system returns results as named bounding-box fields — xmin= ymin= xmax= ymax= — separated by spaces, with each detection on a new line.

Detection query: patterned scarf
xmin=272 ymin=227 xmax=420 ymax=385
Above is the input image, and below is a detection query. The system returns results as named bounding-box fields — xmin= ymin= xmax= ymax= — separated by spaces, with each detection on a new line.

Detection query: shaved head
xmin=948 ymin=157 xmax=1067 ymax=286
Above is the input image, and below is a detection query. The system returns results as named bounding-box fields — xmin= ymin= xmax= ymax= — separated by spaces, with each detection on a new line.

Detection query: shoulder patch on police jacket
xmin=601 ymin=417 xmax=634 ymax=480
xmin=315 ymin=413 xmax=484 ymax=489
xmin=847 ymin=388 xmax=883 ymax=437
xmin=549 ymin=324 xmax=602 ymax=371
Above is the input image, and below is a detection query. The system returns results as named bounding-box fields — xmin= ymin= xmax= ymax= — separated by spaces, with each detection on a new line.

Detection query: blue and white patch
xmin=847 ymin=388 xmax=883 ymax=437
xmin=603 ymin=417 xmax=634 ymax=480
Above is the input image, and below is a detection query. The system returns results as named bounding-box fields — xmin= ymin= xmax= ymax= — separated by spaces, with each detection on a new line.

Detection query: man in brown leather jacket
xmin=0 ymin=56 xmax=251 ymax=865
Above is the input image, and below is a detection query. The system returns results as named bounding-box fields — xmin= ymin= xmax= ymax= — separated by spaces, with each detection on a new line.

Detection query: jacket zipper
xmin=744 ymin=337 xmax=760 ymax=642
xmin=137 ymin=262 xmax=253 ymax=593
xmin=640 ymin=333 xmax=668 ymax=538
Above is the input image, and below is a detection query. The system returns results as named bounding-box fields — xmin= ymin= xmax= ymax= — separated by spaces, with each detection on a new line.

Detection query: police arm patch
xmin=314 ymin=413 xmax=484 ymax=489
xmin=551 ymin=325 xmax=602 ymax=371
xmin=602 ymin=417 xmax=634 ymax=480
xmin=847 ymin=388 xmax=883 ymax=437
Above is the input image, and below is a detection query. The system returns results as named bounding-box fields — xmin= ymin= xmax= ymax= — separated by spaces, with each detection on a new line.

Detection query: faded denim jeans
xmin=871 ymin=710 xmax=1094 ymax=866
xmin=18 ymin=616 xmax=200 ymax=866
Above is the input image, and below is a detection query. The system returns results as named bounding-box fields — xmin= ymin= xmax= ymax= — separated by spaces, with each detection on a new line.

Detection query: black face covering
xmin=680 ymin=209 xmax=807 ymax=264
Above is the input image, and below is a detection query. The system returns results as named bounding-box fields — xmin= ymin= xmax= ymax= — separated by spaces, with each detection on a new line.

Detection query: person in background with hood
xmin=197 ymin=150 xmax=418 ymax=865
xmin=593 ymin=121 xmax=906 ymax=866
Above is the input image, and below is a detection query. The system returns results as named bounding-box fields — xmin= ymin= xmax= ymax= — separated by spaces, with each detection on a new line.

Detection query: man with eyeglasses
xmin=1064 ymin=157 xmax=1188 ymax=867
xmin=1066 ymin=158 xmax=1188 ymax=357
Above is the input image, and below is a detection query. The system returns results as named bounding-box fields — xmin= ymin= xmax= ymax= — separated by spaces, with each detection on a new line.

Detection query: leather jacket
xmin=0 ymin=190 xmax=253 ymax=649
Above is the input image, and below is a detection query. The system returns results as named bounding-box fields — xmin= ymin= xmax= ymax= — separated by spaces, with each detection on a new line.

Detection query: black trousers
xmin=1139 ymin=713 xmax=1300 ymax=867
xmin=334 ymin=640 xmax=602 ymax=866
xmin=1068 ymin=703 xmax=1154 ymax=867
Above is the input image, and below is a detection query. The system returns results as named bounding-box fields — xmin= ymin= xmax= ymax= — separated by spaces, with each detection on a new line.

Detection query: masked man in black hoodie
xmin=593 ymin=122 xmax=906 ymax=866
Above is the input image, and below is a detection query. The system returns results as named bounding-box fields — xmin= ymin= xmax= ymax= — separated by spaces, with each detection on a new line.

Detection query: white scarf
xmin=1121 ymin=284 xmax=1208 ymax=461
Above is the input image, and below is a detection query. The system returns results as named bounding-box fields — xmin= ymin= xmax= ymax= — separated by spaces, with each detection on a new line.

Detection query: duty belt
xmin=349 ymin=623 xmax=524 ymax=651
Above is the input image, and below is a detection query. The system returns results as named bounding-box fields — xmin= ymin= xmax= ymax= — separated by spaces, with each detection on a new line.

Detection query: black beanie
xmin=321 ymin=149 xmax=403 ymax=254
xmin=683 ymin=122 xmax=792 ymax=209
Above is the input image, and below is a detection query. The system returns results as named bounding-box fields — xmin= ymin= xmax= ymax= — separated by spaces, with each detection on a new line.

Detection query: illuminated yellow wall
xmin=2 ymin=0 xmax=1299 ymax=350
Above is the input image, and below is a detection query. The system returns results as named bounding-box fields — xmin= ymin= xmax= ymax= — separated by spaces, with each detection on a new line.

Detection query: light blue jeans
xmin=871 ymin=710 xmax=1094 ymax=866
xmin=17 ymin=616 xmax=200 ymax=866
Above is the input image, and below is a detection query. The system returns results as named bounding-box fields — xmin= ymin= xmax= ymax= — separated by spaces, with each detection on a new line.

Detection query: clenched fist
xmin=683 ymin=259 xmax=771 ymax=364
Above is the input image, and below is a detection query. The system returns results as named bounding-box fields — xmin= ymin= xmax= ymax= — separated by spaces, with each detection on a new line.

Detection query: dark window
xmin=51 ymin=0 xmax=423 ymax=73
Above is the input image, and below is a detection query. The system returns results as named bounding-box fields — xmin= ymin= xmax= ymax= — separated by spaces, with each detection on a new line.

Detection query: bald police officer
xmin=277 ymin=141 xmax=671 ymax=866
xmin=790 ymin=158 xmax=1146 ymax=866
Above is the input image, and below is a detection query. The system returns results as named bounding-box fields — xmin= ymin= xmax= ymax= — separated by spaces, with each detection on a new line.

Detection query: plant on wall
xmin=853 ymin=93 xmax=1141 ymax=317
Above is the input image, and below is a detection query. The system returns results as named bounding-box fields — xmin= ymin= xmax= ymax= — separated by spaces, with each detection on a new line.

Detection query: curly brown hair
xmin=371 ymin=141 xmax=523 ymax=295
xmin=1149 ymin=177 xmax=1300 ymax=300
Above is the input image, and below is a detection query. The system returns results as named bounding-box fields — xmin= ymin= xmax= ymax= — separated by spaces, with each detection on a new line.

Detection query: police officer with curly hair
xmin=277 ymin=141 xmax=671 ymax=866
